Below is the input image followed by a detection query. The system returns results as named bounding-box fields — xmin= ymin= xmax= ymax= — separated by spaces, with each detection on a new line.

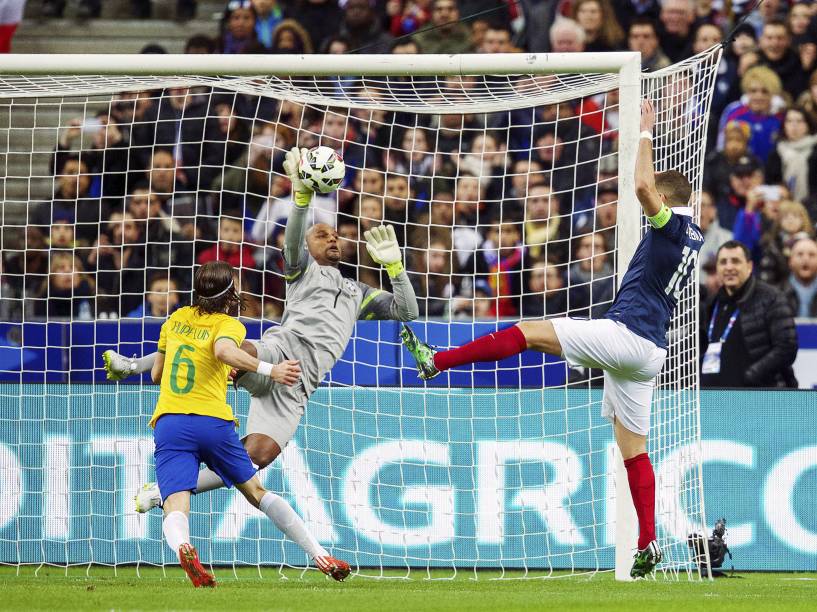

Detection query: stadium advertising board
xmin=3 ymin=319 xmax=817 ymax=388
xmin=0 ymin=387 xmax=815 ymax=571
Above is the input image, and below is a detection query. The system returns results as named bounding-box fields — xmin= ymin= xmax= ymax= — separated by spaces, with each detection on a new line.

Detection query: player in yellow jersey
xmin=151 ymin=261 xmax=351 ymax=587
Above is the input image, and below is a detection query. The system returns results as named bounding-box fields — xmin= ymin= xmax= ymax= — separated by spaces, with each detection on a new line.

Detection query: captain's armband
xmin=648 ymin=204 xmax=672 ymax=229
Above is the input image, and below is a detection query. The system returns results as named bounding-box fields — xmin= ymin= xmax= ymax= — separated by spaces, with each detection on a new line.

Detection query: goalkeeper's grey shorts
xmin=237 ymin=338 xmax=307 ymax=450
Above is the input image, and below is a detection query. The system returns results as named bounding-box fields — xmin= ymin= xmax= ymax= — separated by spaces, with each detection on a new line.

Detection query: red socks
xmin=624 ymin=453 xmax=656 ymax=550
xmin=433 ymin=325 xmax=528 ymax=372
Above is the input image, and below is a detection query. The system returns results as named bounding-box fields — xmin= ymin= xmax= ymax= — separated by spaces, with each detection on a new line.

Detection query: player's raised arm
xmin=213 ymin=338 xmax=301 ymax=387
xmin=282 ymin=146 xmax=313 ymax=282
xmin=634 ymin=99 xmax=665 ymax=220
xmin=358 ymin=224 xmax=419 ymax=322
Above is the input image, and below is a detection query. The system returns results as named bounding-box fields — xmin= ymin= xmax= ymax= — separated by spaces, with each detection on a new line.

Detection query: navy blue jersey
xmin=605 ymin=209 xmax=703 ymax=349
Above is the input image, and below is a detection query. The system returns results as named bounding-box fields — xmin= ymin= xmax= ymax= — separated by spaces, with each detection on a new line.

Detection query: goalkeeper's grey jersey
xmin=261 ymin=204 xmax=418 ymax=396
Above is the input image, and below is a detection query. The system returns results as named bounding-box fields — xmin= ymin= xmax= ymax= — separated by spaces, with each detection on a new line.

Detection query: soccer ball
xmin=298 ymin=146 xmax=345 ymax=194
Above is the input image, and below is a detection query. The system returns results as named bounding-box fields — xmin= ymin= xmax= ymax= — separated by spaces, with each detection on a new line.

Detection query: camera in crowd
xmin=688 ymin=517 xmax=732 ymax=578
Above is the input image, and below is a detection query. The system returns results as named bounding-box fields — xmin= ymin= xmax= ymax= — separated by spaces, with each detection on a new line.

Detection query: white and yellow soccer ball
xmin=298 ymin=146 xmax=345 ymax=194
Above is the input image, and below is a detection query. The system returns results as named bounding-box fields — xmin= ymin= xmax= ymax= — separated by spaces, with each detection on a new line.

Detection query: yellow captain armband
xmin=648 ymin=204 xmax=672 ymax=229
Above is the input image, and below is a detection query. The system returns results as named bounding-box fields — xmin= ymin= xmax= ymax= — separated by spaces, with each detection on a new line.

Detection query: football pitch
xmin=1 ymin=567 xmax=815 ymax=611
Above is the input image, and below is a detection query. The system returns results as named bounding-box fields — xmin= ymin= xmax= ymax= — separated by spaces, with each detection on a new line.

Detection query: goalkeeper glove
xmin=283 ymin=146 xmax=313 ymax=208
xmin=364 ymin=224 xmax=404 ymax=278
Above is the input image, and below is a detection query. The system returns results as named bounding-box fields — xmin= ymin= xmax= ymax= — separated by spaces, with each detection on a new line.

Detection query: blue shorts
xmin=153 ymin=414 xmax=257 ymax=501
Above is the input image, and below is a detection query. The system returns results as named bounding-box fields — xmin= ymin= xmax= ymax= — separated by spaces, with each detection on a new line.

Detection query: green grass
xmin=1 ymin=566 xmax=815 ymax=611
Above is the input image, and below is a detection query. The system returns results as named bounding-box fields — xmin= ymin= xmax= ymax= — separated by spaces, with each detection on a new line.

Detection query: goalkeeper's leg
xmin=235 ymin=475 xmax=351 ymax=582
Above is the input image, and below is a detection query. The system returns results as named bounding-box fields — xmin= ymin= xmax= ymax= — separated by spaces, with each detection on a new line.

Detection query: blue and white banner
xmin=0 ymin=386 xmax=815 ymax=571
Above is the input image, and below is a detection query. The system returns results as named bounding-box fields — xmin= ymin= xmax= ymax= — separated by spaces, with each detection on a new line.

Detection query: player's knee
xmin=241 ymin=340 xmax=257 ymax=358
xmin=517 ymin=320 xmax=561 ymax=355
xmin=244 ymin=434 xmax=281 ymax=469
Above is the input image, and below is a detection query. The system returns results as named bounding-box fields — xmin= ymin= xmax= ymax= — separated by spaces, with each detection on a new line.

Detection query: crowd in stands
xmin=2 ymin=0 xmax=817 ymax=387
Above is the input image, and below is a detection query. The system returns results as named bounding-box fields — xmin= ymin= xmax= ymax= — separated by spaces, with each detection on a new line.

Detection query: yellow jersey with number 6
xmin=149 ymin=306 xmax=247 ymax=428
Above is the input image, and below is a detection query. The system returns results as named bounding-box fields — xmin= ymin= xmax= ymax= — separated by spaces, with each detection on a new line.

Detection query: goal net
xmin=0 ymin=49 xmax=721 ymax=579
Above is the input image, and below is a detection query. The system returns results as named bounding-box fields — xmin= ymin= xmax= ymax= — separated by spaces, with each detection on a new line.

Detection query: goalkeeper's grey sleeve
xmin=357 ymin=271 xmax=419 ymax=321
xmin=283 ymin=203 xmax=310 ymax=283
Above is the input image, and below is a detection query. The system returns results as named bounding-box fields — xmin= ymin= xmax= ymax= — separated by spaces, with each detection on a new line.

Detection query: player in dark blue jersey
xmin=401 ymin=99 xmax=703 ymax=578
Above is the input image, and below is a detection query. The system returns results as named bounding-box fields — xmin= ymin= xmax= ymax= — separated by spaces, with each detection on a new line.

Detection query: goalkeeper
xmin=401 ymin=100 xmax=704 ymax=579
xmin=104 ymin=146 xmax=419 ymax=511
xmin=150 ymin=260 xmax=349 ymax=587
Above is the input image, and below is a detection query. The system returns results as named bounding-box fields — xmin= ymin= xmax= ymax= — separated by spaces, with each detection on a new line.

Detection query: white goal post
xmin=0 ymin=49 xmax=720 ymax=580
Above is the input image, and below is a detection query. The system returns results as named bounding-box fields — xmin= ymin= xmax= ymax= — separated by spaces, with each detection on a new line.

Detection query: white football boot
xmin=102 ymin=350 xmax=136 ymax=381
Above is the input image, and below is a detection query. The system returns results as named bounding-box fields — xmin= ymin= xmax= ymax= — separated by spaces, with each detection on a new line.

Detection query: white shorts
xmin=550 ymin=318 xmax=667 ymax=436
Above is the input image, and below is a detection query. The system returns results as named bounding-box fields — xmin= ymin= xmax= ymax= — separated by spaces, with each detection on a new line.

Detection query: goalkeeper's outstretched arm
xmin=358 ymin=225 xmax=419 ymax=322
xmin=282 ymin=146 xmax=313 ymax=283
xmin=634 ymin=99 xmax=664 ymax=220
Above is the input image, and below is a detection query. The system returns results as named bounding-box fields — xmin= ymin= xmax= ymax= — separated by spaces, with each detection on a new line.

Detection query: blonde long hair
xmin=571 ymin=0 xmax=624 ymax=49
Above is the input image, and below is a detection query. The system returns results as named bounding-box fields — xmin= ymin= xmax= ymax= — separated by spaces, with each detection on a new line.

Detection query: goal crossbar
xmin=0 ymin=52 xmax=642 ymax=77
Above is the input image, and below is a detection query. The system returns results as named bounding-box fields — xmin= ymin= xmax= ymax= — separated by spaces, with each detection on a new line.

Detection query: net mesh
xmin=0 ymin=48 xmax=721 ymax=579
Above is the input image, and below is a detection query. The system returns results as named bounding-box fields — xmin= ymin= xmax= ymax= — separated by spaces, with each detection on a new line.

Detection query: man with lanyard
xmin=701 ymin=240 xmax=798 ymax=387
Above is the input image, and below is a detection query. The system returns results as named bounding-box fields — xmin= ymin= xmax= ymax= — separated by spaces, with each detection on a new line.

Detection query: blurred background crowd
xmin=1 ymin=0 xmax=816 ymax=370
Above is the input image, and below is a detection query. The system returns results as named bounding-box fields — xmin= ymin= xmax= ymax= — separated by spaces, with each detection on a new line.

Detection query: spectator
xmin=387 ymin=0 xmax=431 ymax=37
xmin=390 ymin=37 xmax=422 ymax=54
xmin=657 ymin=0 xmax=696 ymax=62
xmin=270 ymin=19 xmax=314 ymax=53
xmin=34 ymin=252 xmax=96 ymax=320
xmin=0 ymin=0 xmax=25 ymax=53
xmin=704 ymin=120 xmax=756 ymax=204
xmin=756 ymin=200 xmax=815 ymax=285
xmin=413 ymin=0 xmax=472 ymax=54
xmin=549 ymin=18 xmax=585 ymax=53
xmin=701 ymin=240 xmax=798 ymax=388
xmin=252 ymin=0 xmax=285 ymax=49
xmin=31 ymin=156 xmax=109 ymax=247
xmin=479 ymin=24 xmax=513 ymax=53
xmin=523 ymin=184 xmax=570 ymax=263
xmin=127 ymin=275 xmax=182 ymax=318
xmin=692 ymin=22 xmax=724 ymax=55
xmin=476 ymin=222 xmax=524 ymax=317
xmin=217 ymin=1 xmax=264 ymax=54
xmin=698 ymin=190 xmax=733 ymax=286
xmin=789 ymin=2 xmax=814 ymax=46
xmin=571 ymin=0 xmax=624 ymax=52
xmin=212 ymin=131 xmax=273 ymax=216
xmin=408 ymin=227 xmax=459 ymax=318
xmin=55 ymin=113 xmax=130 ymax=199
xmin=765 ymin=106 xmax=817 ymax=204
xmin=783 ymin=237 xmax=817 ymax=317
xmin=337 ymin=0 xmax=393 ymax=53
xmin=796 ymin=70 xmax=817 ymax=128
xmin=48 ymin=220 xmax=75 ymax=253
xmin=627 ymin=16 xmax=671 ymax=72
xmin=196 ymin=211 xmax=255 ymax=270
xmin=574 ymin=185 xmax=618 ymax=248
xmin=451 ymin=175 xmax=484 ymax=269
xmin=756 ymin=20 xmax=810 ymax=99
xmin=185 ymin=34 xmax=216 ymax=54
xmin=506 ymin=159 xmax=546 ymax=201
xmin=717 ymin=65 xmax=785 ymax=164
xmin=732 ymin=182 xmax=785 ymax=263
xmin=568 ymin=231 xmax=615 ymax=318
xmin=292 ymin=0 xmax=343 ymax=54
xmin=520 ymin=258 xmax=568 ymax=318
xmin=145 ymin=149 xmax=197 ymax=237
